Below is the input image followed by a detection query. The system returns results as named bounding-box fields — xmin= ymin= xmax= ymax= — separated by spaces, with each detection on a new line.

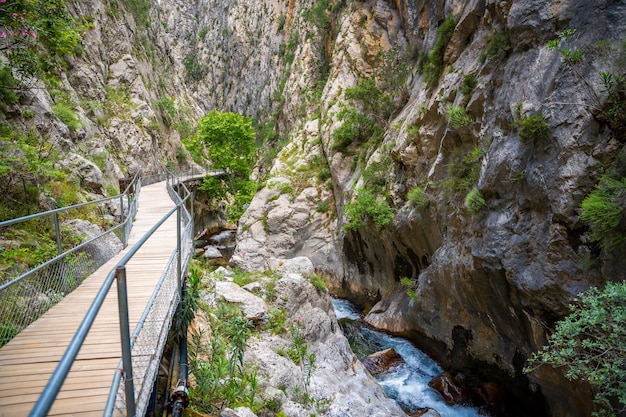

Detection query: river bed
xmin=331 ymin=298 xmax=482 ymax=417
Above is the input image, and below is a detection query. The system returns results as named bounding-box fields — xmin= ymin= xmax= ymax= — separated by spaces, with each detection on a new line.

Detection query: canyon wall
xmin=3 ymin=0 xmax=626 ymax=415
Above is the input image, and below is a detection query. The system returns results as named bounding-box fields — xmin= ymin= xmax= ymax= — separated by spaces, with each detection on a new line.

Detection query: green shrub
xmin=198 ymin=26 xmax=208 ymax=39
xmin=461 ymin=74 xmax=478 ymax=96
xmin=265 ymin=307 xmax=287 ymax=335
xmin=407 ymin=187 xmax=428 ymax=209
xmin=580 ymin=175 xmax=626 ymax=249
xmin=525 ymin=282 xmax=626 ymax=416
xmin=465 ymin=187 xmax=486 ymax=212
xmin=400 ymin=277 xmax=419 ymax=302
xmin=155 ymin=96 xmax=177 ymax=127
xmin=446 ymin=104 xmax=473 ymax=129
xmin=0 ymin=65 xmax=19 ymax=109
xmin=344 ymin=188 xmax=394 ymax=230
xmin=309 ymin=273 xmax=327 ymax=292
xmin=183 ymin=53 xmax=208 ymax=81
xmin=52 ymin=103 xmax=81 ymax=131
xmin=514 ymin=112 xmax=550 ymax=141
xmin=331 ymin=107 xmax=379 ymax=151
xmin=316 ymin=201 xmax=329 ymax=213
xmin=482 ymin=32 xmax=511 ymax=60
xmin=421 ymin=16 xmax=456 ymax=85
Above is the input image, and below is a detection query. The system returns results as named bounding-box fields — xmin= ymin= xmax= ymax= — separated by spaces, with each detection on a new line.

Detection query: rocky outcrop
xmin=201 ymin=266 xmax=407 ymax=417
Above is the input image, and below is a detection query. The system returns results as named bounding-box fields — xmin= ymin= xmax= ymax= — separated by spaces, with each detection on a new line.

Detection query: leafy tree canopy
xmin=526 ymin=282 xmax=626 ymax=416
xmin=194 ymin=111 xmax=257 ymax=222
xmin=197 ymin=110 xmax=256 ymax=178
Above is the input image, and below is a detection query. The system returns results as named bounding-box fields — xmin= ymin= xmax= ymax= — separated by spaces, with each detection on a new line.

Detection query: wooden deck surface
xmin=0 ymin=181 xmax=179 ymax=417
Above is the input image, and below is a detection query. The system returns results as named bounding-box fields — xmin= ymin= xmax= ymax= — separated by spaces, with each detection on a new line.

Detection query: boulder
xmin=428 ymin=372 xmax=472 ymax=406
xmin=214 ymin=281 xmax=267 ymax=324
xmin=60 ymin=153 xmax=104 ymax=194
xmin=266 ymin=257 xmax=315 ymax=276
xmin=62 ymin=219 xmax=123 ymax=265
xmin=362 ymin=348 xmax=405 ymax=376
xmin=203 ymin=246 xmax=223 ymax=259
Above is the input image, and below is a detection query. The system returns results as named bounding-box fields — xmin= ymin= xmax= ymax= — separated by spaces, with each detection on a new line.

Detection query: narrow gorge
xmin=1 ymin=0 xmax=625 ymax=417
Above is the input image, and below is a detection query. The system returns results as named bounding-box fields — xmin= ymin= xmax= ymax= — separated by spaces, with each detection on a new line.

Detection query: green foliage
xmin=421 ymin=16 xmax=456 ymax=85
xmin=400 ymin=277 xmax=419 ymax=302
xmin=526 ymin=282 xmax=626 ymax=416
xmin=309 ymin=273 xmax=327 ymax=292
xmin=580 ymin=175 xmax=626 ymax=250
xmin=547 ymin=28 xmax=583 ymax=66
xmin=173 ymin=265 xmax=203 ymax=338
xmin=461 ymin=74 xmax=478 ymax=97
xmin=302 ymin=0 xmax=331 ymax=32
xmin=189 ymin=299 xmax=258 ymax=414
xmin=155 ymin=96 xmax=177 ymax=127
xmin=464 ymin=187 xmax=486 ymax=213
xmin=194 ymin=111 xmax=257 ymax=222
xmin=514 ymin=110 xmax=550 ymax=142
xmin=407 ymin=187 xmax=428 ymax=209
xmin=198 ymin=26 xmax=208 ymax=39
xmin=442 ymin=147 xmax=485 ymax=192
xmin=0 ymin=65 xmax=19 ymax=109
xmin=265 ymin=307 xmax=287 ymax=335
xmin=52 ymin=103 xmax=81 ymax=131
xmin=481 ymin=32 xmax=511 ymax=61
xmin=0 ymin=125 xmax=80 ymax=220
xmin=316 ymin=201 xmax=329 ymax=213
xmin=331 ymin=106 xmax=381 ymax=151
xmin=0 ymin=0 xmax=83 ymax=80
xmin=183 ymin=52 xmax=208 ymax=81
xmin=125 ymin=0 xmax=150 ymax=26
xmin=446 ymin=104 xmax=473 ymax=129
xmin=343 ymin=188 xmax=394 ymax=231
xmin=600 ymin=71 xmax=626 ymax=139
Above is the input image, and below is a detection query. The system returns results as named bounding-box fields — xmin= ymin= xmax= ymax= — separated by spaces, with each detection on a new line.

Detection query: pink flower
xmin=0 ymin=31 xmax=6 ymax=39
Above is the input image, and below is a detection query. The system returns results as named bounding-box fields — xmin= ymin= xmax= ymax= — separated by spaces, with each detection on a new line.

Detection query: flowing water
xmin=332 ymin=298 xmax=482 ymax=417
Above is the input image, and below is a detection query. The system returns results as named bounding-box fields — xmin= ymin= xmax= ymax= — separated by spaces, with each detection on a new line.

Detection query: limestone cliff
xmin=229 ymin=1 xmax=626 ymax=416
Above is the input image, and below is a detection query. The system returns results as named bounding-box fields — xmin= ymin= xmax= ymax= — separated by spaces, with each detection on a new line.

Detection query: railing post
xmin=115 ymin=266 xmax=136 ymax=417
xmin=53 ymin=213 xmax=62 ymax=255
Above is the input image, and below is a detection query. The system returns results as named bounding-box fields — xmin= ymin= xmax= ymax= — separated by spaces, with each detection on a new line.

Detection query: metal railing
xmin=0 ymin=172 xmax=141 ymax=348
xmin=28 ymin=170 xmax=197 ymax=417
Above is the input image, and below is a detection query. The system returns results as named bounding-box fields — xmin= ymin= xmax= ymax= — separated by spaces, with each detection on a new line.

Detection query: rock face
xmin=230 ymin=1 xmax=626 ymax=417
xmin=203 ymin=267 xmax=407 ymax=417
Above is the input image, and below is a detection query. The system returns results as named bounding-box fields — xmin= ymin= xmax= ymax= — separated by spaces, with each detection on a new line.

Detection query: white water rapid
xmin=332 ymin=298 xmax=482 ymax=417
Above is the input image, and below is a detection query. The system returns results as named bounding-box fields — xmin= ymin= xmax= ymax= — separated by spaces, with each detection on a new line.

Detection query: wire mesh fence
xmin=0 ymin=176 xmax=140 ymax=348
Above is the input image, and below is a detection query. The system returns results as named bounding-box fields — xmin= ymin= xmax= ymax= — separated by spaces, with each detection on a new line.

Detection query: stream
xmin=331 ymin=298 xmax=482 ymax=417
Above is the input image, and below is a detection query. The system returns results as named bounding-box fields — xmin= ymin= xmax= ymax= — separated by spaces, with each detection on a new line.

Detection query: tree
xmin=195 ymin=111 xmax=257 ymax=221
xmin=526 ymin=282 xmax=626 ymax=416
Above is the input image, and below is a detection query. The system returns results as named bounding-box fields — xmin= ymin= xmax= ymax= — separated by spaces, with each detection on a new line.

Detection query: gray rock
xmin=214 ymin=281 xmax=267 ymax=323
xmin=203 ymin=246 xmax=223 ymax=259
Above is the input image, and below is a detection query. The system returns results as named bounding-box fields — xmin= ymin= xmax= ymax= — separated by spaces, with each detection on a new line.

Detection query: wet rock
xmin=362 ymin=348 xmax=405 ymax=376
xmin=475 ymin=381 xmax=505 ymax=414
xmin=408 ymin=408 xmax=441 ymax=417
xmin=428 ymin=372 xmax=472 ymax=406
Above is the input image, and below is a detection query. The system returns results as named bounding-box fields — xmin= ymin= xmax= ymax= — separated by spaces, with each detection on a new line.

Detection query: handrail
xmin=28 ymin=169 xmax=198 ymax=417
xmin=0 ymin=171 xmax=143 ymax=348
xmin=0 ymin=170 xmax=140 ymax=228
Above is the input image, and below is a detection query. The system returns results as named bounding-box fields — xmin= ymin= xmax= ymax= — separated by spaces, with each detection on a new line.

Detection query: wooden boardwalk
xmin=0 ymin=181 xmax=179 ymax=417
